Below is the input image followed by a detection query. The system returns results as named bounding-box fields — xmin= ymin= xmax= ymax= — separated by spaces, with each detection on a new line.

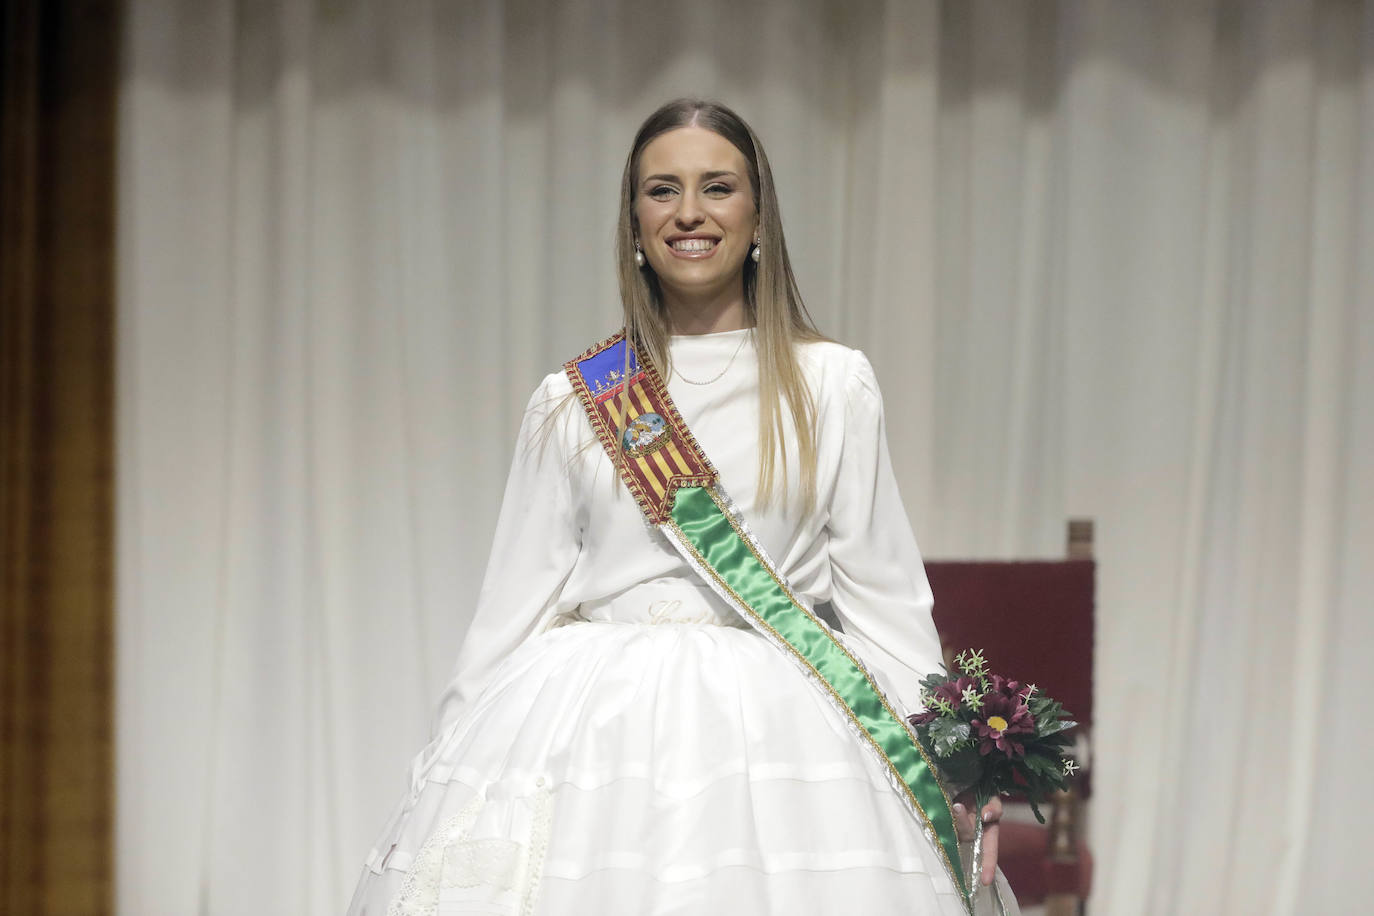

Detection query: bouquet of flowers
xmin=907 ymin=649 xmax=1078 ymax=912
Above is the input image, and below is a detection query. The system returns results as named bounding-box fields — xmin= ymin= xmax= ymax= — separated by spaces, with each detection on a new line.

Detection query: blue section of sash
xmin=577 ymin=338 xmax=639 ymax=399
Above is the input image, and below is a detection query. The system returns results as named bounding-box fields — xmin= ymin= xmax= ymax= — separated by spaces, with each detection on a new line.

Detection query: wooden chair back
xmin=924 ymin=520 xmax=1095 ymax=776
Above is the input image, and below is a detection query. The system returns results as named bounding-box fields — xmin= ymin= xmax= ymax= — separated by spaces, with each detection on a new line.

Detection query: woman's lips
xmin=666 ymin=237 xmax=720 ymax=259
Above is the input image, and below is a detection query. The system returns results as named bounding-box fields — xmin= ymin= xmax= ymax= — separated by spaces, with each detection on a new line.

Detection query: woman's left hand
xmin=952 ymin=793 xmax=1002 ymax=886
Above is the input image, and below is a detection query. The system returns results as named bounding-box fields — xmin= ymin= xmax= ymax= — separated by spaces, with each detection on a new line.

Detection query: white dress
xmin=347 ymin=329 xmax=1015 ymax=916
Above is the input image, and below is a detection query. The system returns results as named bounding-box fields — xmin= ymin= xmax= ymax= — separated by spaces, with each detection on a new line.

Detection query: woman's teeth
xmin=671 ymin=238 xmax=716 ymax=252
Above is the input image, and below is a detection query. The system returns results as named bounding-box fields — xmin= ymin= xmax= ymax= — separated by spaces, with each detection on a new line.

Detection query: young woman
xmin=348 ymin=99 xmax=1015 ymax=916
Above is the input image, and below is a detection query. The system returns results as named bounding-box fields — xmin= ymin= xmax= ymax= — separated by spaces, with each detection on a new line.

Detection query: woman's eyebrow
xmin=641 ymin=170 xmax=739 ymax=186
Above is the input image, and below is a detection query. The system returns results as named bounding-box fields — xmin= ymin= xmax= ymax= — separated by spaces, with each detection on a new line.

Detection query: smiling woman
xmin=346 ymin=99 xmax=1018 ymax=916
xmin=633 ymin=127 xmax=759 ymax=325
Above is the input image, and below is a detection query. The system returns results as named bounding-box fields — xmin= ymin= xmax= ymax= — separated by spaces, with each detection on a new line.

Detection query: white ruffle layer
xmin=348 ymin=621 xmax=988 ymax=916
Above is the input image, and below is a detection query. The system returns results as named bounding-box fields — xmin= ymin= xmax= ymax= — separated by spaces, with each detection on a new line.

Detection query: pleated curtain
xmin=117 ymin=1 xmax=1374 ymax=913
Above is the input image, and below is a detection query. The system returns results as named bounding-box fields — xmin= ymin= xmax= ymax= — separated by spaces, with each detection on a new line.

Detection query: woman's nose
xmin=675 ymin=191 xmax=704 ymax=227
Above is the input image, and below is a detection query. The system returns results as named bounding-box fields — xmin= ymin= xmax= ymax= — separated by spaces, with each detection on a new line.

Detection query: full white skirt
xmin=347 ymin=621 xmax=1011 ymax=916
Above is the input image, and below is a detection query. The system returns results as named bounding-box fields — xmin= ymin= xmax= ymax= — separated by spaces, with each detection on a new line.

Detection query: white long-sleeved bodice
xmin=433 ymin=327 xmax=944 ymax=733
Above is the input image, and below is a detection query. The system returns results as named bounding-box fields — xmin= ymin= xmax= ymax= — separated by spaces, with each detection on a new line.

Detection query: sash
xmin=564 ymin=331 xmax=971 ymax=907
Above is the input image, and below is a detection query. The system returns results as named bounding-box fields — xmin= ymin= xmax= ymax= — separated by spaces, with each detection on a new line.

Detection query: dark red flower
xmin=908 ymin=676 xmax=979 ymax=726
xmin=973 ymin=686 xmax=1036 ymax=758
xmin=936 ymin=676 xmax=979 ymax=709
xmin=989 ymin=674 xmax=1021 ymax=697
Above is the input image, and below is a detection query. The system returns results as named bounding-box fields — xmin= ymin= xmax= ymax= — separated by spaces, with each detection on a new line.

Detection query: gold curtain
xmin=1 ymin=1 xmax=118 ymax=913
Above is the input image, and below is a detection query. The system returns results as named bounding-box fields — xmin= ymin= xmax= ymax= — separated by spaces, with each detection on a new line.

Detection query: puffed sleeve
xmin=825 ymin=350 xmax=944 ymax=714
xmin=430 ymin=373 xmax=582 ymax=736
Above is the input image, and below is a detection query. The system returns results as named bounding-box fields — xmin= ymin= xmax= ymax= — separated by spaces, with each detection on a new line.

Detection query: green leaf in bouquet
xmin=927 ymin=716 xmax=971 ymax=756
xmin=1036 ymin=716 xmax=1077 ymax=738
xmin=919 ymin=671 xmax=949 ymax=692
xmin=1021 ymin=752 xmax=1062 ymax=779
xmin=1028 ymin=797 xmax=1047 ymax=824
xmin=932 ymin=747 xmax=986 ymax=794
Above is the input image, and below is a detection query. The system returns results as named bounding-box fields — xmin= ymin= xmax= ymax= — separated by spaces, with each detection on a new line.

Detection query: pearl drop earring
xmin=634 ymin=245 xmax=646 ymax=268
xmin=751 ymin=239 xmax=761 ymax=263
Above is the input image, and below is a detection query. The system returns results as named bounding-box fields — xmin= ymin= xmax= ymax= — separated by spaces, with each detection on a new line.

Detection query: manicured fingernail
xmin=982 ymin=809 xmax=995 ymax=823
xmin=953 ymin=803 xmax=966 ymax=816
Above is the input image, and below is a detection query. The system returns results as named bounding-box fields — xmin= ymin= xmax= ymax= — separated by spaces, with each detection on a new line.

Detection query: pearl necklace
xmin=672 ymin=332 xmax=750 ymax=386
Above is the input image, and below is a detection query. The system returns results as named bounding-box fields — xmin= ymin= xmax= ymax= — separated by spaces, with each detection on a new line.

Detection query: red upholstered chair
xmin=924 ymin=520 xmax=1095 ymax=916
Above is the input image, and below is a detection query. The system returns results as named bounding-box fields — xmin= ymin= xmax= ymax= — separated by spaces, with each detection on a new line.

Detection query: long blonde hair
xmin=615 ymin=99 xmax=827 ymax=512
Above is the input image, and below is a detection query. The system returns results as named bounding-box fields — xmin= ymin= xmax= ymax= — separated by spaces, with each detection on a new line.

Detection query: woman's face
xmin=633 ymin=126 xmax=758 ymax=307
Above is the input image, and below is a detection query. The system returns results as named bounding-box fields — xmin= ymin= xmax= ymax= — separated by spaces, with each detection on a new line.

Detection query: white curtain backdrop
xmin=117 ymin=1 xmax=1373 ymax=913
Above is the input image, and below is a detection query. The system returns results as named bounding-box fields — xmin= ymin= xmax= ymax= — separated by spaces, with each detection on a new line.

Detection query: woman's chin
xmin=655 ymin=268 xmax=747 ymax=304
